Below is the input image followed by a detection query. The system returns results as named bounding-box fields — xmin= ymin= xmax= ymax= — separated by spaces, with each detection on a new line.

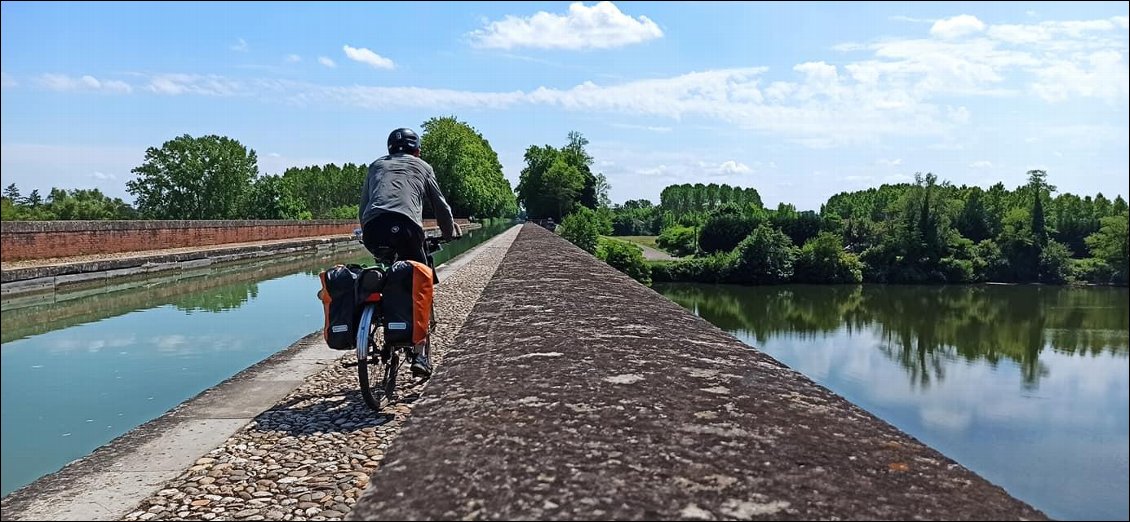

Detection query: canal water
xmin=656 ymin=283 xmax=1129 ymax=521
xmin=0 ymin=222 xmax=512 ymax=497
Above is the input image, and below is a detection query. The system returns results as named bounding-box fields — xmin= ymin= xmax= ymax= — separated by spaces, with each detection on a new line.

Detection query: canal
xmin=0 ymin=222 xmax=513 ymax=497
xmin=656 ymin=282 xmax=1129 ymax=521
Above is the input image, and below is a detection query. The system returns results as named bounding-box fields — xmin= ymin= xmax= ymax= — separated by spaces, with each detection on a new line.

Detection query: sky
xmin=1 ymin=1 xmax=1128 ymax=211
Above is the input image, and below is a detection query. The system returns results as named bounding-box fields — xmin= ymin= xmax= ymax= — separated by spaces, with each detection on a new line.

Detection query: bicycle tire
xmin=384 ymin=351 xmax=400 ymax=401
xmin=356 ymin=303 xmax=388 ymax=411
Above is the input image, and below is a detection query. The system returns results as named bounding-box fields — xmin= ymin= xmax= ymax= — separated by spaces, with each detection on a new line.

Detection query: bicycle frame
xmin=352 ymin=236 xmax=444 ymax=411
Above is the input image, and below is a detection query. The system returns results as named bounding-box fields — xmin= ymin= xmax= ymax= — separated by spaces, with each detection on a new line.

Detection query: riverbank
xmin=0 ymin=225 xmax=520 ymax=521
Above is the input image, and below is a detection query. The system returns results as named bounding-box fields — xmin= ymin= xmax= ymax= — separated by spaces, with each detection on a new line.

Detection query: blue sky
xmin=2 ymin=1 xmax=1127 ymax=211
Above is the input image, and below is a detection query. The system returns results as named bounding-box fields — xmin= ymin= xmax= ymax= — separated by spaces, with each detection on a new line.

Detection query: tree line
xmin=550 ymin=170 xmax=1128 ymax=287
xmin=1 ymin=116 xmax=517 ymax=222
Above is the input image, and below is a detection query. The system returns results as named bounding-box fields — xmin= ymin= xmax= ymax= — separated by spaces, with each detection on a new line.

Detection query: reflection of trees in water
xmin=658 ymin=283 xmax=1128 ymax=389
xmin=172 ymin=284 xmax=260 ymax=313
xmin=1 ymin=253 xmax=340 ymax=343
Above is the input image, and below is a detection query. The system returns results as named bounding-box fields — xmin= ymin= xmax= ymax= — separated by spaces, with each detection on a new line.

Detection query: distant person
xmin=359 ymin=127 xmax=460 ymax=377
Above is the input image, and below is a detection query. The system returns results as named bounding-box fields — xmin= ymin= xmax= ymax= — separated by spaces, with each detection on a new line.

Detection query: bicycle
xmin=343 ymin=236 xmax=446 ymax=411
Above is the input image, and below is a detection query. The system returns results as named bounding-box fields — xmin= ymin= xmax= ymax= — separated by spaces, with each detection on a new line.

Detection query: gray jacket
xmin=359 ymin=154 xmax=455 ymax=238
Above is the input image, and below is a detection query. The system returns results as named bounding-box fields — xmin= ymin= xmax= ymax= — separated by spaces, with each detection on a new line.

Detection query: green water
xmin=0 ymin=222 xmax=513 ymax=497
xmin=656 ymin=283 xmax=1129 ymax=521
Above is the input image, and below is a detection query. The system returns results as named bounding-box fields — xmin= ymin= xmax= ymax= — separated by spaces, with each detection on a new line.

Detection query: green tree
xmin=3 ymin=184 xmax=20 ymax=202
xmin=1085 ymin=211 xmax=1130 ymax=285
xmin=47 ymin=188 xmax=136 ymax=220
xmin=1027 ymin=169 xmax=1053 ymax=247
xmin=559 ymin=206 xmax=602 ymax=254
xmin=698 ymin=204 xmax=761 ymax=254
xmin=239 ymin=175 xmax=306 ymax=219
xmin=730 ymin=224 xmax=797 ymax=284
xmin=127 ymin=134 xmax=258 ymax=219
xmin=793 ymin=232 xmax=863 ymax=283
xmin=420 ymin=116 xmax=517 ymax=218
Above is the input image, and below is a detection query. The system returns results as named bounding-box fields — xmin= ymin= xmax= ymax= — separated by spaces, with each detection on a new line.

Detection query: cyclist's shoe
xmin=410 ymin=353 xmax=432 ymax=379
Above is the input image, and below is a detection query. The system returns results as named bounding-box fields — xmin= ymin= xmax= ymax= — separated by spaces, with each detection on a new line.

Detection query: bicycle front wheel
xmin=355 ymin=303 xmax=389 ymax=411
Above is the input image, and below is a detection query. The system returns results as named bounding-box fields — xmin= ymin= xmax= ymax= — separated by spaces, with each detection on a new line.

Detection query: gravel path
xmin=119 ymin=226 xmax=519 ymax=522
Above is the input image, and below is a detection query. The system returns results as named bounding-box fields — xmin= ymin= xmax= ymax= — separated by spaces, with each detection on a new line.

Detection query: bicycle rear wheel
xmin=356 ymin=303 xmax=390 ymax=411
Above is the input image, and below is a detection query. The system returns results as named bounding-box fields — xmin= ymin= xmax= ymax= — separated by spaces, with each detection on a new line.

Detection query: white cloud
xmin=987 ymin=19 xmax=1120 ymax=45
xmin=610 ymin=122 xmax=672 ymax=132
xmin=878 ymin=158 xmax=902 ymax=166
xmin=318 ymin=56 xmax=337 ymax=68
xmin=146 ymin=74 xmax=243 ymax=96
xmin=1116 ymin=16 xmax=1129 ymax=30
xmin=231 ymin=38 xmax=248 ymax=52
xmin=1 ymin=71 xmax=16 ymax=87
xmin=91 ymin=171 xmax=115 ymax=180
xmin=469 ymin=1 xmax=663 ymax=50
xmin=37 ymin=74 xmax=132 ymax=93
xmin=1030 ymin=50 xmax=1129 ymax=103
xmin=890 ymin=15 xmax=933 ymax=24
xmin=969 ymin=160 xmax=993 ymax=168
xmin=930 ymin=15 xmax=986 ymax=39
xmin=343 ymin=45 xmax=394 ymax=69
xmin=286 ymin=54 xmax=302 ymax=63
xmin=718 ymin=160 xmax=752 ymax=175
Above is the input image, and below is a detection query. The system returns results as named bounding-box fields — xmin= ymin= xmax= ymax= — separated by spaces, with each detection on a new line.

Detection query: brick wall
xmin=0 ymin=219 xmax=463 ymax=262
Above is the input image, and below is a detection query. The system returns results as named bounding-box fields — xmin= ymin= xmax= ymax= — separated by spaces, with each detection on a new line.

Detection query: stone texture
xmin=347 ymin=224 xmax=1048 ymax=521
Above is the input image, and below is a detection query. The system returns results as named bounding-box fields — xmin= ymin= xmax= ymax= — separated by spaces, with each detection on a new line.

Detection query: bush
xmin=972 ymin=239 xmax=1008 ymax=282
xmin=793 ymin=233 xmax=863 ymax=283
xmin=938 ymin=257 xmax=974 ymax=283
xmin=597 ymin=238 xmax=651 ymax=286
xmin=1038 ymin=240 xmax=1073 ymax=284
xmin=1070 ymin=258 xmax=1115 ymax=284
xmin=656 ymin=225 xmax=697 ymax=257
xmin=648 ymin=252 xmax=735 ymax=284
xmin=730 ymin=225 xmax=796 ymax=284
xmin=559 ymin=207 xmax=601 ymax=254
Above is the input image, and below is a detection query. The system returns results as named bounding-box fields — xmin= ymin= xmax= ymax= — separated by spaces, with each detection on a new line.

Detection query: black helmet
xmin=387 ymin=127 xmax=420 ymax=154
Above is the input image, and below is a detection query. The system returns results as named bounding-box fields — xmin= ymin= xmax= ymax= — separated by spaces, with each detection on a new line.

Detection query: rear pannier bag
xmin=381 ymin=260 xmax=434 ymax=346
xmin=318 ymin=264 xmax=363 ymax=350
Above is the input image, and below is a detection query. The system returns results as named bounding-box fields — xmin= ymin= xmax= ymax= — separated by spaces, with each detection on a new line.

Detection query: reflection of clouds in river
xmin=46 ymin=335 xmax=138 ymax=353
xmin=154 ymin=335 xmax=188 ymax=351
xmin=920 ymin=407 xmax=974 ymax=432
xmin=754 ymin=327 xmax=1129 ymax=438
xmin=147 ymin=334 xmax=248 ymax=355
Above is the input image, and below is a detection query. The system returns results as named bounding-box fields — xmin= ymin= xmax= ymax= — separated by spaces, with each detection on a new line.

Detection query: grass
xmin=611 ymin=235 xmax=660 ymax=250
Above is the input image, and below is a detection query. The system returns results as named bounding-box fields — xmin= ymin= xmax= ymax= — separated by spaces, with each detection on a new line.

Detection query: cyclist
xmin=359 ymin=127 xmax=460 ymax=378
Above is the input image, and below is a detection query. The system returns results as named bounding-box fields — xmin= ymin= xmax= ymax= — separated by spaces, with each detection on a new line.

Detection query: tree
xmin=240 ymin=174 xmax=306 ymax=219
xmin=420 ymin=116 xmax=517 ymax=218
xmin=793 ymin=232 xmax=863 ymax=283
xmin=127 ymin=134 xmax=258 ymax=219
xmin=730 ymin=225 xmax=797 ymax=284
xmin=1028 ymin=170 xmax=1052 ymax=246
xmin=47 ymin=188 xmax=136 ymax=220
xmin=543 ymin=158 xmax=585 ymax=219
xmin=1085 ymin=211 xmax=1130 ymax=285
xmin=559 ymin=206 xmax=602 ymax=254
xmin=3 ymin=184 xmax=20 ymax=202
xmin=563 ymin=131 xmax=601 ymax=210
xmin=956 ymin=188 xmax=992 ymax=243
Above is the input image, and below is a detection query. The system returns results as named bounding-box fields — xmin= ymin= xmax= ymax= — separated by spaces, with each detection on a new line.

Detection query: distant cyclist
xmin=359 ymin=127 xmax=460 ymax=377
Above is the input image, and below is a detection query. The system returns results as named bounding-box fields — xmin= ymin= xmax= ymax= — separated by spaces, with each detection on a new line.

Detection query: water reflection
xmin=656 ymin=283 xmax=1129 ymax=521
xmin=658 ymin=284 xmax=1128 ymax=389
